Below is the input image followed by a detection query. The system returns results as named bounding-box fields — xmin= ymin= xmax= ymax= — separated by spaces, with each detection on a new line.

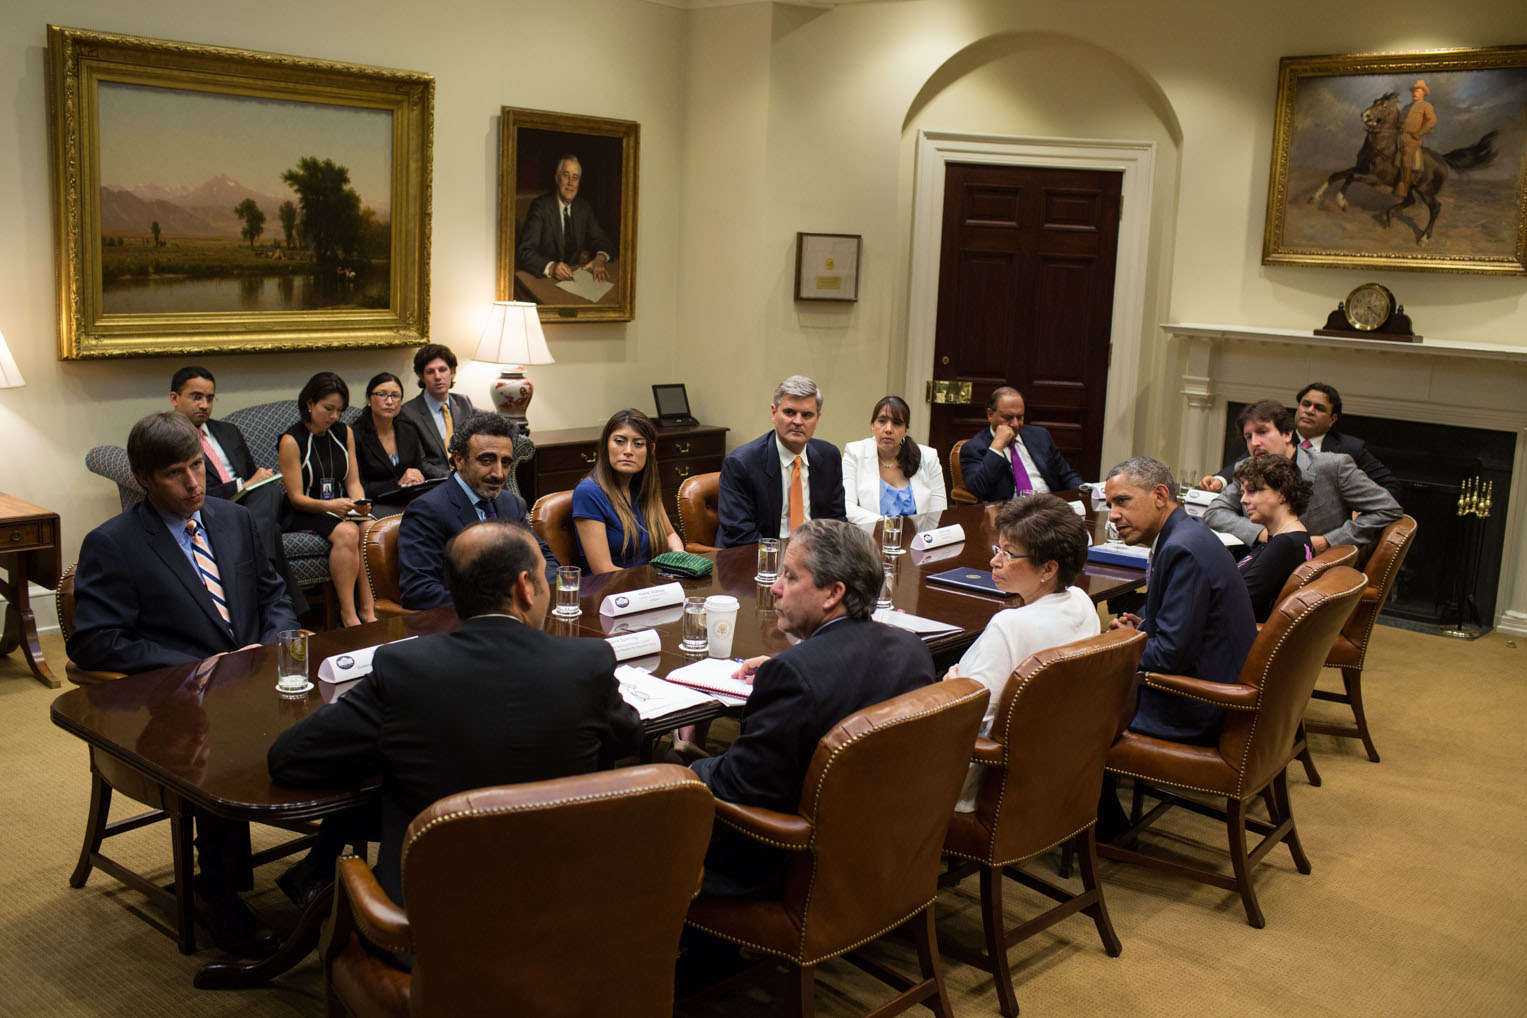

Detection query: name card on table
xmin=317 ymin=636 xmax=417 ymax=683
xmin=605 ymin=628 xmax=663 ymax=661
xmin=599 ymin=582 xmax=685 ymax=617
xmin=910 ymin=523 xmax=965 ymax=551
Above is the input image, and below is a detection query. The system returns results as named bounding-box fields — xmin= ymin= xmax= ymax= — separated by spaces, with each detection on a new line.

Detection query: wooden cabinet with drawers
xmin=516 ymin=424 xmax=729 ymax=506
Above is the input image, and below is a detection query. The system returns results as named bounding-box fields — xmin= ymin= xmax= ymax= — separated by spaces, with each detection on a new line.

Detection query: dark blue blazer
xmin=1131 ymin=507 xmax=1258 ymax=744
xmin=960 ymin=425 xmax=1085 ymax=501
xmin=68 ymin=497 xmax=298 ymax=674
xmin=269 ymin=615 xmax=639 ymax=904
xmin=690 ymin=616 xmax=934 ymax=890
xmin=397 ymin=475 xmax=557 ymax=611
xmin=716 ymin=432 xmax=846 ymax=548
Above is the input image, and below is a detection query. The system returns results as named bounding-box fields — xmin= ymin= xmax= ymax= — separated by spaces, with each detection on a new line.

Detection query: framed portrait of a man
xmin=1262 ymin=45 xmax=1527 ymax=275
xmin=496 ymin=107 xmax=639 ymax=323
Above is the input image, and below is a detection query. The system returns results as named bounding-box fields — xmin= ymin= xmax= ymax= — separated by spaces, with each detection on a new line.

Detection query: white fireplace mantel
xmin=1163 ymin=322 xmax=1527 ymax=636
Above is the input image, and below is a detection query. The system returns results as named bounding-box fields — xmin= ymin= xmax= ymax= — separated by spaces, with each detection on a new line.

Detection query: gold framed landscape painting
xmin=496 ymin=106 xmax=639 ymax=323
xmin=1262 ymin=45 xmax=1527 ymax=275
xmin=46 ymin=26 xmax=434 ymax=359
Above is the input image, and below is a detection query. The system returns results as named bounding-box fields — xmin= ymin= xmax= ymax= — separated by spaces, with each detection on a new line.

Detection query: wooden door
xmin=927 ymin=163 xmax=1121 ymax=486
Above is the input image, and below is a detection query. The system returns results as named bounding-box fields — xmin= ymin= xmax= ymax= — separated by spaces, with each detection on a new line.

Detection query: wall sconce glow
xmin=0 ymin=331 xmax=25 ymax=389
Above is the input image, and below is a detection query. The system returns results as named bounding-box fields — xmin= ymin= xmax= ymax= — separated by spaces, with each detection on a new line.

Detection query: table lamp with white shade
xmin=473 ymin=301 xmax=553 ymax=433
xmin=0 ymin=331 xmax=25 ymax=389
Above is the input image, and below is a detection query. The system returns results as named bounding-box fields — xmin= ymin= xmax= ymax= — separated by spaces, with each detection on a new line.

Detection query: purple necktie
xmin=1009 ymin=443 xmax=1033 ymax=494
xmin=1301 ymin=438 xmax=1313 ymax=451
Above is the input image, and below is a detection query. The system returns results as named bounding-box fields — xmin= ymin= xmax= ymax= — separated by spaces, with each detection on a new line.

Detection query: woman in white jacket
xmin=841 ymin=395 xmax=948 ymax=526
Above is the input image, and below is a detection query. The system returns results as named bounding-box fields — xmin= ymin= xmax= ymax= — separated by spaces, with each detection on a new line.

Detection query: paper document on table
xmin=556 ymin=268 xmax=613 ymax=302
xmin=664 ymin=657 xmax=752 ymax=703
xmin=317 ymin=636 xmax=418 ymax=684
xmin=616 ymin=665 xmax=718 ymax=720
xmin=872 ymin=608 xmax=961 ymax=638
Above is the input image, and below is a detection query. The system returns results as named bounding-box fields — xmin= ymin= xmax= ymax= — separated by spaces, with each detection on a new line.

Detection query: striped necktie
xmin=185 ymin=520 xmax=233 ymax=630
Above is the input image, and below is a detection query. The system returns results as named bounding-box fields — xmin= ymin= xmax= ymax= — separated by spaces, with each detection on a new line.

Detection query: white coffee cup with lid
xmin=704 ymin=595 xmax=740 ymax=658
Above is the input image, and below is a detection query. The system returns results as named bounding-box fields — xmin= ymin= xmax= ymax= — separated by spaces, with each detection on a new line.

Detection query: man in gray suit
xmin=398 ymin=343 xmax=475 ymax=478
xmin=1204 ymin=399 xmax=1401 ymax=552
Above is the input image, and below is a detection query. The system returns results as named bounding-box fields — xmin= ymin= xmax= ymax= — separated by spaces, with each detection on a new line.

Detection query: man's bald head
xmin=444 ymin=521 xmax=548 ymax=623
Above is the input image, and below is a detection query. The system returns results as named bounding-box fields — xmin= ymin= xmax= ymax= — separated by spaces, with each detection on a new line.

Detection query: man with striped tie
xmin=69 ymin=411 xmax=297 ymax=957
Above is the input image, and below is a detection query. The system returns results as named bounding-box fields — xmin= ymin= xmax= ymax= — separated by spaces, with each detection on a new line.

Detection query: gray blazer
xmin=1204 ymin=447 xmax=1402 ymax=549
xmin=398 ymin=391 xmax=475 ymax=478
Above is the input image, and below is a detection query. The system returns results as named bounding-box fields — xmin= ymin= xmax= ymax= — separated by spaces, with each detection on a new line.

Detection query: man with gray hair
xmin=716 ymin=375 xmax=846 ymax=547
xmin=686 ymin=519 xmax=934 ymax=894
xmin=1098 ymin=456 xmax=1256 ymax=837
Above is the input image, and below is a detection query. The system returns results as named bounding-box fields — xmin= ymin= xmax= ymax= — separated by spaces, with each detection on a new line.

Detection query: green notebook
xmin=649 ymin=550 xmax=714 ymax=578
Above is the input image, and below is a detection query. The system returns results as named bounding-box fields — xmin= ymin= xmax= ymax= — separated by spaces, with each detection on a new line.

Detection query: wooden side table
xmin=0 ymin=493 xmax=62 ymax=687
xmin=517 ymin=424 xmax=729 ymax=506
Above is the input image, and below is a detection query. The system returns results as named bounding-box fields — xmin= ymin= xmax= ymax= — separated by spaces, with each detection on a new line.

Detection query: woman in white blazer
xmin=841 ymin=395 xmax=948 ymax=526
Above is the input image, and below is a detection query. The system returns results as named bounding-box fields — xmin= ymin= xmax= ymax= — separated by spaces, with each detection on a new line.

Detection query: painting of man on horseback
xmin=1263 ymin=48 xmax=1527 ymax=274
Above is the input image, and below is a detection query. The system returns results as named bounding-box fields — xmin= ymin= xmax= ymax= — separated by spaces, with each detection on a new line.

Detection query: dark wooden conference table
xmin=49 ymin=499 xmax=1143 ymax=988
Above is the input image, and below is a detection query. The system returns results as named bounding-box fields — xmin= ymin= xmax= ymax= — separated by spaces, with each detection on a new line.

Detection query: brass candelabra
xmin=1442 ymin=475 xmax=1492 ymax=638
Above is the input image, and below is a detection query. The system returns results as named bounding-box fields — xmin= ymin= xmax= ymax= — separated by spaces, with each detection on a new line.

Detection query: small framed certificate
xmin=794 ymin=232 xmax=862 ymax=302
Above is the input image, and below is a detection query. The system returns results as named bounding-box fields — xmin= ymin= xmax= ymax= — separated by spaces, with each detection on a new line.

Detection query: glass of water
xmin=755 ymin=538 xmax=780 ymax=583
xmin=876 ymin=553 xmax=896 ymax=608
xmin=680 ymin=596 xmax=708 ymax=653
xmin=881 ymin=516 xmax=904 ymax=555
xmin=276 ymin=630 xmax=309 ymax=693
xmin=554 ymin=565 xmax=582 ymax=618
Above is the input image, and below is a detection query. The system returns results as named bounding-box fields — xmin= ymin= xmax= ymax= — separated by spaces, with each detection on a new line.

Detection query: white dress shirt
xmin=776 ymin=435 xmax=812 ymax=539
xmin=199 ymin=424 xmax=240 ymax=486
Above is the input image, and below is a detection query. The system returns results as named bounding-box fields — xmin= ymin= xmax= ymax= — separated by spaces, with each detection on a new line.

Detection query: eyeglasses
xmin=369 ymin=392 xmax=403 ymax=403
xmin=990 ymin=545 xmax=1037 ymax=565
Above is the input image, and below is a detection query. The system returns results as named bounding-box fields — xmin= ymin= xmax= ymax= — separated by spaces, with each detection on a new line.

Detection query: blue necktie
xmin=477 ymin=499 xmax=498 ymax=519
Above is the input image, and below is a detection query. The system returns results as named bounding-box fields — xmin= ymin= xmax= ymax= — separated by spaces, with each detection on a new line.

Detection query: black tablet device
xmin=652 ymin=383 xmax=698 ymax=427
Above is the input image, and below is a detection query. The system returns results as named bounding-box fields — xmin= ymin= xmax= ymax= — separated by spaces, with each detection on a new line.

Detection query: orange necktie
xmin=789 ymin=456 xmax=804 ymax=534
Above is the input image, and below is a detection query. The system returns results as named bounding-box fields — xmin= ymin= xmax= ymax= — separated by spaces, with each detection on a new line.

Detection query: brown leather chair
xmin=1101 ymin=567 xmax=1367 ymax=928
xmin=322 ymin=765 xmax=714 ymax=1018
xmin=675 ymin=471 xmax=721 ymax=552
xmin=1266 ymin=543 xmax=1358 ymax=787
xmin=362 ymin=516 xmax=414 ymax=618
xmin=685 ymin=678 xmax=990 ymax=1018
xmin=55 ymin=565 xmax=127 ymax=687
xmin=949 ymin=440 xmax=977 ymax=505
xmin=941 ymin=628 xmax=1146 ymax=1018
xmin=529 ymin=489 xmax=579 ymax=569
xmin=1305 ymin=515 xmax=1417 ymax=765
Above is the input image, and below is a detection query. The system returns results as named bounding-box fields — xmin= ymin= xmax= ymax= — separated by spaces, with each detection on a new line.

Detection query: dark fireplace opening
xmin=1219 ymin=404 xmax=1513 ymax=629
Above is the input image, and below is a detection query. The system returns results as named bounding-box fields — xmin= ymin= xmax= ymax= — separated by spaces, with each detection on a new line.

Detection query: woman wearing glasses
xmin=944 ymin=494 xmax=1099 ymax=810
xmin=352 ymin=371 xmax=434 ymax=516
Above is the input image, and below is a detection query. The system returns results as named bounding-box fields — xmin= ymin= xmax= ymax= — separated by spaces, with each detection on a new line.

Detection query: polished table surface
xmin=49 ymin=497 xmax=1143 ymax=985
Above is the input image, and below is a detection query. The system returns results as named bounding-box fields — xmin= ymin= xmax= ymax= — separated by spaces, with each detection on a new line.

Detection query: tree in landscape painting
xmin=150 ymin=220 xmax=161 ymax=247
xmin=234 ymin=198 xmax=265 ymax=249
xmin=281 ymin=157 xmax=363 ymax=265
xmin=278 ymin=200 xmax=298 ymax=249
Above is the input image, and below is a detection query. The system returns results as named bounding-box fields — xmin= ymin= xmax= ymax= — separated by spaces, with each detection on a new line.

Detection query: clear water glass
xmin=680 ymin=597 xmax=708 ymax=653
xmin=755 ymin=538 xmax=780 ymax=582
xmin=554 ymin=565 xmax=582 ymax=618
xmin=881 ymin=515 xmax=904 ymax=555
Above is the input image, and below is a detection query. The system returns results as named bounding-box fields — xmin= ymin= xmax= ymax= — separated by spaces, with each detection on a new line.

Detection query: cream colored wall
xmin=0 ymin=0 xmax=688 ymax=574
xmin=674 ymin=0 xmax=1527 ymax=465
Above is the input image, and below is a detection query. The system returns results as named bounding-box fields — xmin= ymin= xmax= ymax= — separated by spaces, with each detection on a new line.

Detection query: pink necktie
xmin=186 ymin=520 xmax=232 ymax=629
xmin=1009 ymin=444 xmax=1033 ymax=494
xmin=200 ymin=428 xmax=232 ymax=484
xmin=1301 ymin=438 xmax=1313 ymax=452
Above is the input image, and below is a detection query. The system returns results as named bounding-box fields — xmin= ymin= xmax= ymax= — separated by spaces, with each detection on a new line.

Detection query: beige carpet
xmin=2 ymin=624 xmax=1524 ymax=1016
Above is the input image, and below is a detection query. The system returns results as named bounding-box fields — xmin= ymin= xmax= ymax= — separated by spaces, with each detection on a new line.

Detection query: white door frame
xmin=903 ymin=129 xmax=1155 ymax=472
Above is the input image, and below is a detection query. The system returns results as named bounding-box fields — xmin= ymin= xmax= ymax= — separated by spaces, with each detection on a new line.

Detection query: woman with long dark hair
xmin=572 ymin=408 xmax=685 ymax=573
xmin=351 ymin=371 xmax=433 ymax=516
xmin=277 ymin=371 xmax=375 ymax=626
xmin=841 ymin=395 xmax=947 ymax=526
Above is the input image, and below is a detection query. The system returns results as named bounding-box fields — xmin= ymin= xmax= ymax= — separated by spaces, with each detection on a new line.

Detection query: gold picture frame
xmin=496 ymin=106 xmax=639 ymax=323
xmin=1262 ymin=45 xmax=1527 ymax=275
xmin=46 ymin=25 xmax=434 ymax=359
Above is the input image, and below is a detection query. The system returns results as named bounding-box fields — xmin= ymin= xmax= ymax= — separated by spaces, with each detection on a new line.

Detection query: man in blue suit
xmin=68 ymin=411 xmax=299 ymax=958
xmin=716 ymin=375 xmax=846 ymax=547
xmin=397 ymin=411 xmax=558 ymax=611
xmin=960 ymin=387 xmax=1085 ymax=501
xmin=1104 ymin=456 xmax=1256 ymax=742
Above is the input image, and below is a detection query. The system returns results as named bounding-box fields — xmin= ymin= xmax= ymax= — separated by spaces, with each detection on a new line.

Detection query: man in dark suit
xmin=169 ymin=365 xmax=306 ymax=613
xmin=514 ymin=155 xmax=616 ymax=283
xmin=1203 ymin=400 xmax=1401 ymax=552
xmin=69 ymin=411 xmax=299 ymax=958
xmin=397 ymin=343 xmax=475 ymax=478
xmin=960 ymin=386 xmax=1085 ymax=501
xmin=269 ymin=519 xmax=641 ymax=909
xmin=716 ymin=375 xmax=846 ymax=547
xmin=397 ymin=411 xmax=557 ymax=610
xmin=1197 ymin=384 xmax=1400 ymax=501
xmin=685 ymin=519 xmax=935 ymax=895
xmin=1103 ymin=457 xmax=1257 ymax=744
